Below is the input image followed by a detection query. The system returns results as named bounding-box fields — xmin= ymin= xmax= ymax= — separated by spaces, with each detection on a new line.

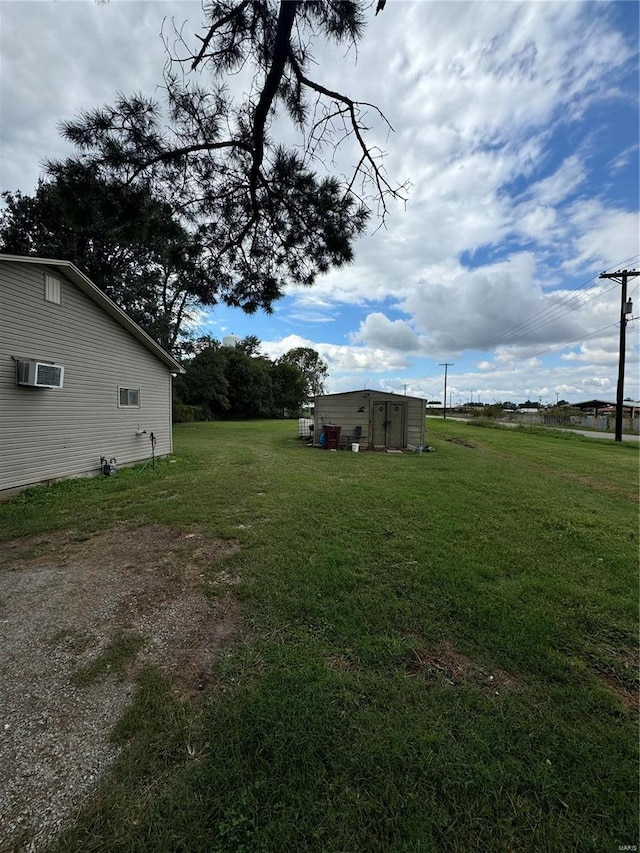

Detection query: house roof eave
xmin=0 ymin=254 xmax=186 ymax=374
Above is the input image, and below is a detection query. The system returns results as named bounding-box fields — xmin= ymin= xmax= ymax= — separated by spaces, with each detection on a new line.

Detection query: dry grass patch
xmin=325 ymin=653 xmax=354 ymax=672
xmin=599 ymin=673 xmax=639 ymax=711
xmin=406 ymin=639 xmax=516 ymax=695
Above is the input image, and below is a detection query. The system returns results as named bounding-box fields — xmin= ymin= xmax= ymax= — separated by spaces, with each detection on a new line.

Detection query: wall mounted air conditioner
xmin=16 ymin=359 xmax=65 ymax=388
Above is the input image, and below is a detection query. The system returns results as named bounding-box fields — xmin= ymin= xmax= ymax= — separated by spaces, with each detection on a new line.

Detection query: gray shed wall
xmin=1 ymin=261 xmax=174 ymax=492
xmin=314 ymin=390 xmax=425 ymax=449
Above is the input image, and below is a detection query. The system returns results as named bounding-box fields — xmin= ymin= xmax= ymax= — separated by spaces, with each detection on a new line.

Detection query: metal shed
xmin=313 ymin=389 xmax=426 ymax=450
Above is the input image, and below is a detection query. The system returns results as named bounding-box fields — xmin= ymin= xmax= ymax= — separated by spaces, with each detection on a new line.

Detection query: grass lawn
xmin=2 ymin=418 xmax=638 ymax=852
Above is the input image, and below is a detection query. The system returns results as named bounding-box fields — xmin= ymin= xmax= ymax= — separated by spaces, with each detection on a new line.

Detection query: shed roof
xmin=0 ymin=255 xmax=185 ymax=373
xmin=566 ymin=400 xmax=640 ymax=416
xmin=315 ymin=389 xmax=425 ymax=403
xmin=568 ymin=399 xmax=615 ymax=410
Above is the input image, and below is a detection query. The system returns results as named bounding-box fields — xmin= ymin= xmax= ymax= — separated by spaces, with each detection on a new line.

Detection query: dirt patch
xmin=444 ymin=436 xmax=479 ymax=449
xmin=599 ymin=674 xmax=639 ymax=711
xmin=325 ymin=654 xmax=353 ymax=672
xmin=406 ymin=640 xmax=515 ymax=695
xmin=586 ymin=649 xmax=639 ymax=712
xmin=0 ymin=525 xmax=241 ymax=851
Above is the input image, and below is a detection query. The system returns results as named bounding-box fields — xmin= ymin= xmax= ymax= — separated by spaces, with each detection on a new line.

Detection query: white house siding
xmin=314 ymin=390 xmax=426 ymax=449
xmin=1 ymin=261 xmax=174 ymax=492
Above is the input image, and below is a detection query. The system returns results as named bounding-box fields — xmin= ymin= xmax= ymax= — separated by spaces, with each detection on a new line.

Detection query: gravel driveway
xmin=0 ymin=525 xmax=240 ymax=852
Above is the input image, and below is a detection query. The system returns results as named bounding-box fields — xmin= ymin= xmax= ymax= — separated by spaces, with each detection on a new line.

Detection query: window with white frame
xmin=118 ymin=387 xmax=140 ymax=407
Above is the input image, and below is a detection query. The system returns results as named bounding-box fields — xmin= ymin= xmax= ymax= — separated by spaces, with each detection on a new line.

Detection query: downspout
xmin=170 ymin=371 xmax=177 ymax=454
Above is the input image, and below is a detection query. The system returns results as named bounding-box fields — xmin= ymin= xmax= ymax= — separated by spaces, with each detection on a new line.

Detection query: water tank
xmin=222 ymin=334 xmax=241 ymax=348
xmin=298 ymin=418 xmax=313 ymax=438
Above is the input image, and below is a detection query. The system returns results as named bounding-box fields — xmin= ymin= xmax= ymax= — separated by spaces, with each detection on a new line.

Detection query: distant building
xmin=569 ymin=399 xmax=640 ymax=417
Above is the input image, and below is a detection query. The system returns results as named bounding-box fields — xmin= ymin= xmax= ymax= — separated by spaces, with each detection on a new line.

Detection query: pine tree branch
xmin=171 ymin=291 xmax=190 ymax=351
xmin=249 ymin=0 xmax=300 ymax=213
xmin=128 ymin=140 xmax=252 ymax=181
xmin=191 ymin=0 xmax=252 ymax=70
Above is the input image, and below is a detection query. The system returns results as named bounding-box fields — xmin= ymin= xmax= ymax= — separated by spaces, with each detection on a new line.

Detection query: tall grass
xmin=1 ymin=419 xmax=637 ymax=852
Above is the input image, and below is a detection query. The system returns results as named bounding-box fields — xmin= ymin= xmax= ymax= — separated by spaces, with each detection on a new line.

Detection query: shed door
xmin=373 ymin=401 xmax=406 ymax=448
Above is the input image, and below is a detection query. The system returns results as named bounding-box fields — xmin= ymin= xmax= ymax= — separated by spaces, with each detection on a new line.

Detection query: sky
xmin=1 ymin=0 xmax=639 ymax=404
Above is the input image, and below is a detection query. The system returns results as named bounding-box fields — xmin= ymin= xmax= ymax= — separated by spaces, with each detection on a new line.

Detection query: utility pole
xmin=599 ymin=269 xmax=638 ymax=441
xmin=439 ymin=363 xmax=453 ymax=420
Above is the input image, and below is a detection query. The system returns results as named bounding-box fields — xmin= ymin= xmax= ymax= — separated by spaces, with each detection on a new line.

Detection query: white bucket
xmin=351 ymin=443 xmax=360 ymax=453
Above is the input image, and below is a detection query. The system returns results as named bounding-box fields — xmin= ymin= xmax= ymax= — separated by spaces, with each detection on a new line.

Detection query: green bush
xmin=466 ymin=417 xmax=508 ymax=430
xmin=172 ymin=401 xmax=207 ymax=423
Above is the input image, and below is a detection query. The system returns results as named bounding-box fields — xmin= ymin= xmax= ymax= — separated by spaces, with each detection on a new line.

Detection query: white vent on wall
xmin=44 ymin=274 xmax=62 ymax=304
xmin=16 ymin=360 xmax=65 ymax=388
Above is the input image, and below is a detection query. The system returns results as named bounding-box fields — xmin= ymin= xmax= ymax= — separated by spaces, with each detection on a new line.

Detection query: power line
xmin=478 ymin=253 xmax=640 ymax=352
xmin=499 ymin=321 xmax=618 ymax=363
xmin=500 ymin=280 xmax=623 ymax=349
xmin=429 ymin=322 xmax=620 ymax=400
xmin=459 ymin=255 xmax=640 ymax=370
xmin=482 ymin=278 xmax=617 ymax=351
xmin=418 ymin=256 xmax=640 ymax=403
xmin=486 ymin=281 xmax=619 ymax=350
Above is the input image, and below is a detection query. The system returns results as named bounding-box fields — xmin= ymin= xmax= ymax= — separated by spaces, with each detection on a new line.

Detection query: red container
xmin=323 ymin=424 xmax=342 ymax=450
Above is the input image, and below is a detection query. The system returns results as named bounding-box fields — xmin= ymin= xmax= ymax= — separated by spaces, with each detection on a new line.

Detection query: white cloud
xmin=259 ymin=333 xmax=313 ymax=360
xmin=528 ymin=155 xmax=587 ymax=207
xmin=284 ymin=2 xmax=638 ymax=355
xmin=563 ymin=202 xmax=640 ymax=272
xmin=260 ymin=332 xmax=411 ymax=386
xmin=399 ymin=252 xmax=586 ymax=354
xmin=561 ymin=336 xmax=634 ymax=368
xmin=320 ymin=343 xmax=411 ymax=374
xmin=0 ymin=2 xmax=207 ymax=191
xmin=608 ymin=143 xmax=640 ymax=174
xmin=351 ymin=313 xmax=421 ymax=352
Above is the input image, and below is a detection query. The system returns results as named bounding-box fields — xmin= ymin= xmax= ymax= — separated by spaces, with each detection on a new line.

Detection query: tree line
xmin=174 ymin=340 xmax=327 ymax=422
